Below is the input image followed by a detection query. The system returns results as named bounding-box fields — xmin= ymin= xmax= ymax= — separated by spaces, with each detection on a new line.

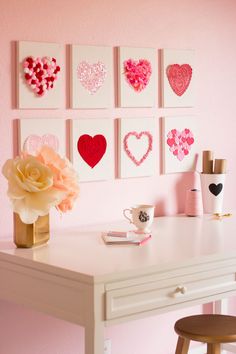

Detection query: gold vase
xmin=14 ymin=213 xmax=50 ymax=248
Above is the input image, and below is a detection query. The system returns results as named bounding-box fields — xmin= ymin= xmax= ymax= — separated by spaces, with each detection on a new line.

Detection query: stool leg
xmin=207 ymin=343 xmax=221 ymax=354
xmin=175 ymin=336 xmax=190 ymax=354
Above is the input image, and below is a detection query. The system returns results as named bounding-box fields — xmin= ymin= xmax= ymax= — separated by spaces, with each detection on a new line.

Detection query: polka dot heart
xmin=23 ymin=56 xmax=61 ymax=96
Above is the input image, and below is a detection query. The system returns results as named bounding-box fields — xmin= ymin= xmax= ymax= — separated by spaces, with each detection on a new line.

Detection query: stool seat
xmin=174 ymin=314 xmax=236 ymax=354
xmin=175 ymin=314 xmax=236 ymax=343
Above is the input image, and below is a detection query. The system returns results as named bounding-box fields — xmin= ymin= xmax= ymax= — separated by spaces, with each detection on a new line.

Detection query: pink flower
xmin=35 ymin=146 xmax=79 ymax=213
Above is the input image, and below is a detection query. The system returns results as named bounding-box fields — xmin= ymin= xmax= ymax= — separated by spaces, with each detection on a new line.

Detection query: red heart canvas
xmin=166 ymin=64 xmax=192 ymax=96
xmin=77 ymin=134 xmax=107 ymax=168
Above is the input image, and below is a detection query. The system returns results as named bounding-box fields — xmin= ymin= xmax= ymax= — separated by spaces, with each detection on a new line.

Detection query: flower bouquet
xmin=2 ymin=146 xmax=79 ymax=247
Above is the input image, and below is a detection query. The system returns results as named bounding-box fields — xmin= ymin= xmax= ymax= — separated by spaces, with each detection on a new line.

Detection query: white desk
xmin=1 ymin=215 xmax=236 ymax=354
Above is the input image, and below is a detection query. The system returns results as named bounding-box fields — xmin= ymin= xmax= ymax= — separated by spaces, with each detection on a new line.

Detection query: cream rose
xmin=2 ymin=156 xmax=66 ymax=224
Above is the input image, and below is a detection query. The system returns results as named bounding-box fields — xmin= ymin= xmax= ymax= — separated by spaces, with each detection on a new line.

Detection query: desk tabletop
xmin=0 ymin=214 xmax=236 ymax=284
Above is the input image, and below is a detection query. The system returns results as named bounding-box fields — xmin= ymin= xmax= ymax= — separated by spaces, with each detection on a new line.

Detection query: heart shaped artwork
xmin=23 ymin=134 xmax=59 ymax=155
xmin=77 ymin=61 xmax=107 ymax=95
xmin=23 ymin=56 xmax=60 ymax=96
xmin=77 ymin=134 xmax=107 ymax=168
xmin=123 ymin=59 xmax=152 ymax=92
xmin=167 ymin=128 xmax=194 ymax=161
xmin=209 ymin=183 xmax=223 ymax=196
xmin=124 ymin=131 xmax=153 ymax=166
xmin=166 ymin=64 xmax=192 ymax=96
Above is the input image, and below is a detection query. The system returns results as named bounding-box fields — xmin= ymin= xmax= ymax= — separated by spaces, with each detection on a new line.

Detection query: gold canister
xmin=14 ymin=213 xmax=50 ymax=248
xmin=202 ymin=150 xmax=214 ymax=174
xmin=214 ymin=159 xmax=227 ymax=174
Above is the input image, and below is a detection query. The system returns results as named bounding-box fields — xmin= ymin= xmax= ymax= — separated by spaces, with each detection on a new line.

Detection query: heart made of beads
xmin=77 ymin=61 xmax=107 ymax=95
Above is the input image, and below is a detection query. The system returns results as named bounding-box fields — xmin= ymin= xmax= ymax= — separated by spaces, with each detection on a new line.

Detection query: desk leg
xmin=85 ymin=323 xmax=104 ymax=354
xmin=213 ymin=299 xmax=236 ymax=354
xmin=213 ymin=300 xmax=227 ymax=354
xmin=84 ymin=283 xmax=105 ymax=354
xmin=213 ymin=299 xmax=228 ymax=314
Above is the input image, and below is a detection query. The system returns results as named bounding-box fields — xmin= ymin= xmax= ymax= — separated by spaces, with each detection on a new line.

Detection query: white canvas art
xmin=161 ymin=49 xmax=195 ymax=108
xmin=118 ymin=47 xmax=157 ymax=108
xmin=118 ymin=118 xmax=157 ymax=178
xmin=17 ymin=41 xmax=62 ymax=109
xmin=161 ymin=116 xmax=198 ymax=173
xmin=18 ymin=118 xmax=66 ymax=157
xmin=71 ymin=45 xmax=113 ymax=109
xmin=70 ymin=119 xmax=113 ymax=181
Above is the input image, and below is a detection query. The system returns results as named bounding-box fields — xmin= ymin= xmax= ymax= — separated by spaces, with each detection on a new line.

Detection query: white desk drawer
xmin=105 ymin=267 xmax=236 ymax=320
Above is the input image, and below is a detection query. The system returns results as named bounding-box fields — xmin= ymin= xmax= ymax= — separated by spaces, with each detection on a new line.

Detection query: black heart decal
xmin=209 ymin=183 xmax=223 ymax=196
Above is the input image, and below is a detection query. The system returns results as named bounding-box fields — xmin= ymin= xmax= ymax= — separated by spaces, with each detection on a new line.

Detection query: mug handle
xmin=123 ymin=209 xmax=133 ymax=223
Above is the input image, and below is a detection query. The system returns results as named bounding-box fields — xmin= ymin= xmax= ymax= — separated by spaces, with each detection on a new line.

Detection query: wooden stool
xmin=174 ymin=314 xmax=236 ymax=354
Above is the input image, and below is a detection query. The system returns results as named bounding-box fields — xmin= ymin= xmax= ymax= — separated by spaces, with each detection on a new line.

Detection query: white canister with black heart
xmin=200 ymin=173 xmax=226 ymax=214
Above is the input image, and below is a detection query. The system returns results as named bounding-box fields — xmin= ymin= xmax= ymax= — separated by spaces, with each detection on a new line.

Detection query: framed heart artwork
xmin=161 ymin=116 xmax=198 ymax=173
xmin=118 ymin=47 xmax=157 ymax=108
xmin=118 ymin=118 xmax=157 ymax=178
xmin=70 ymin=119 xmax=113 ymax=181
xmin=17 ymin=41 xmax=62 ymax=109
xmin=70 ymin=45 xmax=113 ymax=109
xmin=18 ymin=118 xmax=66 ymax=156
xmin=161 ymin=49 xmax=195 ymax=108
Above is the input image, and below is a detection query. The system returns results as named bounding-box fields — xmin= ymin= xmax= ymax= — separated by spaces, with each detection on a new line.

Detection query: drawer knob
xmin=175 ymin=285 xmax=187 ymax=294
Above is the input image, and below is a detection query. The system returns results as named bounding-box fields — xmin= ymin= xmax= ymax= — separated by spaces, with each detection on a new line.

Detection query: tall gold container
xmin=14 ymin=213 xmax=50 ymax=248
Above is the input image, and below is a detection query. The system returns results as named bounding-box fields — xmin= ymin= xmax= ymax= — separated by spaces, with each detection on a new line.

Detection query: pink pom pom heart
xmin=22 ymin=56 xmax=61 ymax=96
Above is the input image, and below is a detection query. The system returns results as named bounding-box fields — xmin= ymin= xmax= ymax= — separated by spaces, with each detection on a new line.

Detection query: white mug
xmin=123 ymin=204 xmax=155 ymax=233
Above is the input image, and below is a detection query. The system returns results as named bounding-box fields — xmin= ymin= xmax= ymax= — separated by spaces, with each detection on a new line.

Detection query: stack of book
xmin=102 ymin=231 xmax=151 ymax=245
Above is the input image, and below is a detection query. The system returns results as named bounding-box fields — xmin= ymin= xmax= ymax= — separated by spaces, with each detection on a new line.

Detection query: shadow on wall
xmin=154 ymin=199 xmax=166 ymax=216
xmin=13 ymin=119 xmax=18 ymax=157
xmin=175 ymin=154 xmax=200 ymax=214
xmin=11 ymin=41 xmax=17 ymax=109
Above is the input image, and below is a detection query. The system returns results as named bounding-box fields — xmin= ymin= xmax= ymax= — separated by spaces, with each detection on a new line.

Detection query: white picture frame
xmin=161 ymin=49 xmax=195 ymax=108
xmin=71 ymin=45 xmax=113 ymax=109
xmin=70 ymin=119 xmax=113 ymax=181
xmin=161 ymin=116 xmax=198 ymax=173
xmin=118 ymin=47 xmax=157 ymax=108
xmin=17 ymin=41 xmax=62 ymax=109
xmin=118 ymin=117 xmax=157 ymax=178
xmin=18 ymin=118 xmax=66 ymax=157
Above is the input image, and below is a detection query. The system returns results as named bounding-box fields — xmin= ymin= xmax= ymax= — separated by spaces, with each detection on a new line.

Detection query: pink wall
xmin=1 ymin=0 xmax=236 ymax=353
